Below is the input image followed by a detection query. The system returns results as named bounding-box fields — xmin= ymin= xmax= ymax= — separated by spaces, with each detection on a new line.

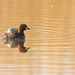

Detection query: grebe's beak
xmin=25 ymin=27 xmax=30 ymax=30
xmin=27 ymin=27 xmax=30 ymax=30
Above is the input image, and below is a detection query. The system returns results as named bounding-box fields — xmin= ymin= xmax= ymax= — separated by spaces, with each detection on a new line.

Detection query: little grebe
xmin=2 ymin=24 xmax=30 ymax=39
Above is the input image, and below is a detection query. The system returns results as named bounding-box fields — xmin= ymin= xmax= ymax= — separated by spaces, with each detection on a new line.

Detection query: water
xmin=0 ymin=0 xmax=75 ymax=75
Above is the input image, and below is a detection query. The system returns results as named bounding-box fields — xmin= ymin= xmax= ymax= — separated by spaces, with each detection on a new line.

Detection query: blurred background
xmin=0 ymin=0 xmax=75 ymax=75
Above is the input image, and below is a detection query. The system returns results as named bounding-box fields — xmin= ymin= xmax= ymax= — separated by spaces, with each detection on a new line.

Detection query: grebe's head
xmin=20 ymin=24 xmax=30 ymax=30
xmin=18 ymin=24 xmax=30 ymax=34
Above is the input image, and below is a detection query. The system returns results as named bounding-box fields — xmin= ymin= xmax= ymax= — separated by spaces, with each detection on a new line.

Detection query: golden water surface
xmin=0 ymin=0 xmax=75 ymax=75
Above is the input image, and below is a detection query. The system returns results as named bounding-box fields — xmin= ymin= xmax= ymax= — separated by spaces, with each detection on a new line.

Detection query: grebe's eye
xmin=25 ymin=25 xmax=27 ymax=28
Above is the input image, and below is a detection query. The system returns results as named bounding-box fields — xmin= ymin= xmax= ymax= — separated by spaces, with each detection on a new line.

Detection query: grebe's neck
xmin=18 ymin=26 xmax=24 ymax=35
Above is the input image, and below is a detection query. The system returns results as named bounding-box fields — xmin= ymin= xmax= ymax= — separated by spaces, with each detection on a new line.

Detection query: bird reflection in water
xmin=2 ymin=39 xmax=30 ymax=53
